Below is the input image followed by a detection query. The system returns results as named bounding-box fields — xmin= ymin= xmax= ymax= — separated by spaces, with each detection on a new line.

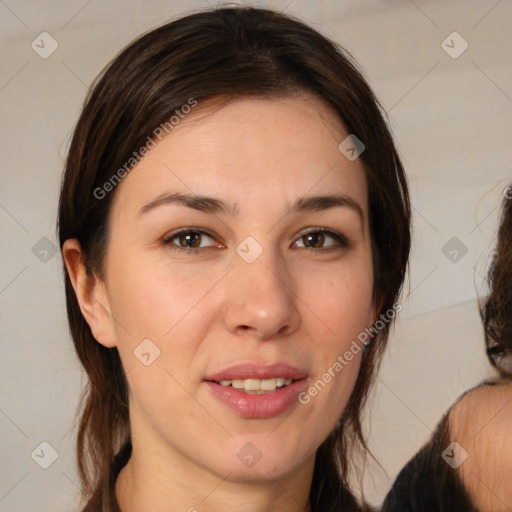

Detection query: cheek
xmin=106 ymin=249 xmax=215 ymax=339
xmin=306 ymin=261 xmax=374 ymax=344
xmin=298 ymin=261 xmax=373 ymax=415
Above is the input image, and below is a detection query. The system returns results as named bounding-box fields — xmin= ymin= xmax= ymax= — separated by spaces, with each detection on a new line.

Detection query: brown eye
xmin=294 ymin=229 xmax=349 ymax=250
xmin=301 ymin=232 xmax=325 ymax=248
xmin=163 ymin=229 xmax=219 ymax=251
xmin=177 ymin=232 xmax=202 ymax=248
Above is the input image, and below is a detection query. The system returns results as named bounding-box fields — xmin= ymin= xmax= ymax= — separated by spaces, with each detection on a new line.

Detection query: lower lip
xmin=204 ymin=379 xmax=307 ymax=419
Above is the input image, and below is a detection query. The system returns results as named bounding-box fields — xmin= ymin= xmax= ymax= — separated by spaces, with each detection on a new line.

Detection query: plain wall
xmin=1 ymin=0 xmax=511 ymax=510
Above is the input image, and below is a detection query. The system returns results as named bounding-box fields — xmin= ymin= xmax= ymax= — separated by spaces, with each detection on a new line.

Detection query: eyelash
xmin=162 ymin=227 xmax=350 ymax=253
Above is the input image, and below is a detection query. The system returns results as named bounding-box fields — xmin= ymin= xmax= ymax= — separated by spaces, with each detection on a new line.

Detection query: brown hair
xmin=481 ymin=187 xmax=512 ymax=379
xmin=57 ymin=6 xmax=411 ymax=511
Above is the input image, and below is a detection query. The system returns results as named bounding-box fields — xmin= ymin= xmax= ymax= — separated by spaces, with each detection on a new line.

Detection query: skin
xmin=450 ymin=380 xmax=512 ymax=512
xmin=63 ymin=93 xmax=376 ymax=512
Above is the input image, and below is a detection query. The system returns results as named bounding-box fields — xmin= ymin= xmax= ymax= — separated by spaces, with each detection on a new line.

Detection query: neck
xmin=115 ymin=396 xmax=315 ymax=512
xmin=115 ymin=447 xmax=313 ymax=512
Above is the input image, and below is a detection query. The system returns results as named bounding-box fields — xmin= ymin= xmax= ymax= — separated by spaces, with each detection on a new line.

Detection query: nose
xmin=223 ymin=246 xmax=301 ymax=341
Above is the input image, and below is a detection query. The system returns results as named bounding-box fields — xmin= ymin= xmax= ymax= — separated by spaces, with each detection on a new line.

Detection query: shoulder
xmin=382 ymin=405 xmax=474 ymax=511
xmin=447 ymin=380 xmax=512 ymax=512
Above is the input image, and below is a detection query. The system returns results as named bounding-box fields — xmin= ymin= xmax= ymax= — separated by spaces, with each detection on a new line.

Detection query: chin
xmin=206 ymin=441 xmax=312 ymax=483
xmin=221 ymin=459 xmax=303 ymax=484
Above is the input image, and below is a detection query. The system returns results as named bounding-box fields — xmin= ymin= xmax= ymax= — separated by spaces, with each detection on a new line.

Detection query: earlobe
xmin=368 ymin=298 xmax=381 ymax=328
xmin=364 ymin=296 xmax=384 ymax=342
xmin=61 ymin=239 xmax=118 ymax=348
xmin=374 ymin=293 xmax=388 ymax=323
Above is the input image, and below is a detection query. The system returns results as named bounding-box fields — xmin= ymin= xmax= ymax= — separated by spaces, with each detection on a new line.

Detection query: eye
xmin=293 ymin=228 xmax=349 ymax=251
xmin=162 ymin=228 xmax=222 ymax=251
xmin=162 ymin=227 xmax=349 ymax=253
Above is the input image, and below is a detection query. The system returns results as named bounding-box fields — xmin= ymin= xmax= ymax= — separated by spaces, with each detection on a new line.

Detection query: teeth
xmin=259 ymin=378 xmax=276 ymax=391
xmin=244 ymin=378 xmax=265 ymax=391
xmin=217 ymin=377 xmax=293 ymax=392
xmin=232 ymin=379 xmax=245 ymax=389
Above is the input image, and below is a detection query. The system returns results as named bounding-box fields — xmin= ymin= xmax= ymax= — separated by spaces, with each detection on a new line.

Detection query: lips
xmin=204 ymin=362 xmax=308 ymax=382
xmin=204 ymin=363 xmax=309 ymax=419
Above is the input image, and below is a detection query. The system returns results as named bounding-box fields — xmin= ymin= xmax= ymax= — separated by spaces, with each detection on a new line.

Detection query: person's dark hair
xmin=481 ymin=187 xmax=512 ymax=379
xmin=57 ymin=6 xmax=411 ymax=511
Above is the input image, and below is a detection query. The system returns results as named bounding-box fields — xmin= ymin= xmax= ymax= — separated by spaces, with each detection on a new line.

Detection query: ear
xmin=367 ymin=295 xmax=384 ymax=328
xmin=62 ymin=239 xmax=118 ymax=348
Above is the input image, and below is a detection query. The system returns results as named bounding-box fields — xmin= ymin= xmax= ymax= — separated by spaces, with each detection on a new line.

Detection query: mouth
xmin=203 ymin=363 xmax=308 ymax=419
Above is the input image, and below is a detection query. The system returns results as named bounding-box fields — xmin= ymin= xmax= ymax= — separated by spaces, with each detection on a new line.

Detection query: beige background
xmin=0 ymin=0 xmax=511 ymax=510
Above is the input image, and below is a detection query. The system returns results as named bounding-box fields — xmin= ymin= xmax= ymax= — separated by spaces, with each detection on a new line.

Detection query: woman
xmin=58 ymin=6 xmax=410 ymax=511
xmin=383 ymin=187 xmax=512 ymax=511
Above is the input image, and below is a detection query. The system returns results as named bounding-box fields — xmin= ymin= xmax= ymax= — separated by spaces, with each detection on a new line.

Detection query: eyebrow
xmin=137 ymin=191 xmax=365 ymax=222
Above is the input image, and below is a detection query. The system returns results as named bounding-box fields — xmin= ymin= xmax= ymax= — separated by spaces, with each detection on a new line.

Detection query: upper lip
xmin=205 ymin=363 xmax=308 ymax=382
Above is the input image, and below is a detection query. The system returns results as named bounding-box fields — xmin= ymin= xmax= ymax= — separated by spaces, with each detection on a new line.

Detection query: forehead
xmin=110 ymin=94 xmax=368 ymax=219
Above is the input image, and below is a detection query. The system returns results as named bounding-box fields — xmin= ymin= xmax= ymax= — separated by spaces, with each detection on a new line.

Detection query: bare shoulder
xmin=447 ymin=380 xmax=512 ymax=512
xmin=450 ymin=380 xmax=512 ymax=433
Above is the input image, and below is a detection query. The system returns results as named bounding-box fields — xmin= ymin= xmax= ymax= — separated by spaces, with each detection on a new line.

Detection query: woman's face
xmin=88 ymin=94 xmax=375 ymax=483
